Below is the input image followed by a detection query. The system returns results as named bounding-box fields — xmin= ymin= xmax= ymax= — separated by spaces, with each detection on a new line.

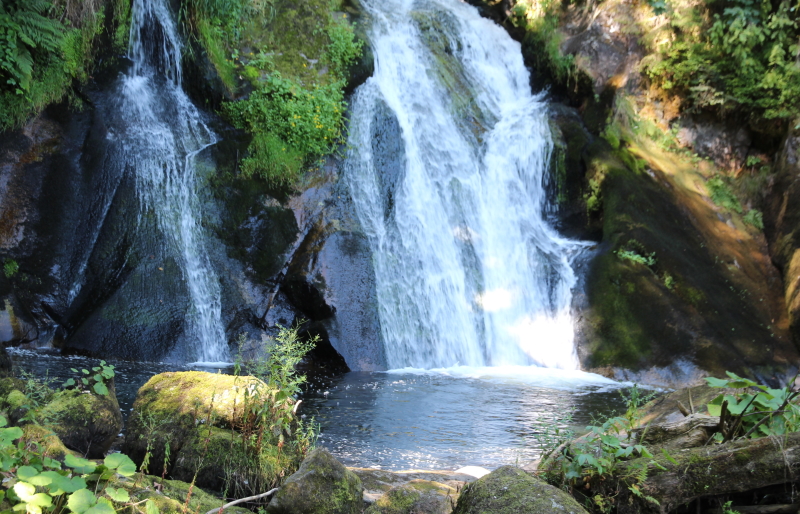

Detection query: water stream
xmin=345 ymin=0 xmax=588 ymax=370
xmin=108 ymin=0 xmax=229 ymax=363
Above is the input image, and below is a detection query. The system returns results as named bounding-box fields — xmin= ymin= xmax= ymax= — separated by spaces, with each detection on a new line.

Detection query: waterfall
xmin=345 ymin=0 xmax=586 ymax=370
xmin=109 ymin=0 xmax=229 ymax=363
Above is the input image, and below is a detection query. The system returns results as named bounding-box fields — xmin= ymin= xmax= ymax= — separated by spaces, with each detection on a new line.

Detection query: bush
xmin=640 ymin=0 xmax=800 ymax=121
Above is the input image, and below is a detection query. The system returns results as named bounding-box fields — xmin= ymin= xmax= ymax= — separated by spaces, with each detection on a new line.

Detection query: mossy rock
xmin=124 ymin=371 xmax=267 ymax=471
xmin=365 ymin=479 xmax=458 ymax=514
xmin=20 ymin=424 xmax=78 ymax=461
xmin=267 ymin=448 xmax=363 ymax=514
xmin=111 ymin=474 xmax=250 ymax=514
xmin=4 ymin=389 xmax=28 ymax=424
xmin=169 ymin=425 xmax=295 ymax=496
xmin=38 ymin=389 xmax=122 ymax=458
xmin=453 ymin=466 xmax=588 ymax=514
xmin=0 ymin=377 xmax=24 ymax=400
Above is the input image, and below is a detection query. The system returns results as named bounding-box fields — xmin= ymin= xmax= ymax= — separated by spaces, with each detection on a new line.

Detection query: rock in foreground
xmin=267 ymin=448 xmax=363 ymax=514
xmin=453 ymin=466 xmax=589 ymax=514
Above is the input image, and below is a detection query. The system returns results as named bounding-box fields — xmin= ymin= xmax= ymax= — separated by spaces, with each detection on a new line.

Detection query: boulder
xmin=351 ymin=468 xmax=475 ymax=505
xmin=267 ymin=448 xmax=363 ymax=514
xmin=20 ymin=424 xmax=77 ymax=461
xmin=124 ymin=371 xmax=296 ymax=497
xmin=365 ymin=480 xmax=458 ymax=514
xmin=39 ymin=388 xmax=122 ymax=458
xmin=452 ymin=466 xmax=588 ymax=514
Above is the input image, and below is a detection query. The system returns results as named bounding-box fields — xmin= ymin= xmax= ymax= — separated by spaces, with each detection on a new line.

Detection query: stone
xmin=452 ymin=466 xmax=589 ymax=514
xmin=365 ymin=480 xmax=458 ymax=514
xmin=124 ymin=371 xmax=297 ymax=497
xmin=39 ymin=388 xmax=122 ymax=459
xmin=267 ymin=448 xmax=363 ymax=514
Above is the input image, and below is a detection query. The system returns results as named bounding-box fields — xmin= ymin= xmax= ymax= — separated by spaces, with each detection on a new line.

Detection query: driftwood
xmin=203 ymin=488 xmax=279 ymax=514
xmin=604 ymin=431 xmax=800 ymax=514
xmin=634 ymin=413 xmax=720 ymax=449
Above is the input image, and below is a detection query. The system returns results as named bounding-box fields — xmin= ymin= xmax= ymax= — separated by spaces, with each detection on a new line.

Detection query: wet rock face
xmin=282 ymin=162 xmax=386 ymax=372
xmin=765 ymin=129 xmax=800 ymax=347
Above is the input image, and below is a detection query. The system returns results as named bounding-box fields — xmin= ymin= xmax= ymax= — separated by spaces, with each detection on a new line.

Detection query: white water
xmin=113 ymin=0 xmax=229 ymax=363
xmin=346 ymin=0 xmax=588 ymax=370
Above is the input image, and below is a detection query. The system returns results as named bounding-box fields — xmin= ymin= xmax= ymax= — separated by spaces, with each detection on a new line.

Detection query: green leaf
xmin=17 ymin=465 xmax=39 ymax=481
xmin=67 ymin=489 xmax=97 ymax=514
xmin=105 ymin=487 xmax=130 ymax=502
xmin=705 ymin=377 xmax=729 ymax=388
xmin=104 ymin=453 xmax=136 ymax=477
xmin=0 ymin=415 xmax=7 ymax=428
xmin=93 ymin=382 xmax=108 ymax=396
xmin=81 ymin=369 xmax=89 ymax=375
xmin=725 ymin=371 xmax=757 ymax=388
xmin=662 ymin=448 xmax=679 ymax=465
xmin=14 ymin=481 xmax=36 ymax=501
xmin=64 ymin=378 xmax=76 ymax=388
xmin=707 ymin=394 xmax=725 ymax=416
xmin=65 ymin=454 xmax=96 ymax=474
xmin=145 ymin=499 xmax=160 ymax=514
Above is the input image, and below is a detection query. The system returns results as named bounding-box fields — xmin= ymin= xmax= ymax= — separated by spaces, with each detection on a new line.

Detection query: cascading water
xmin=346 ymin=0 xmax=587 ymax=370
xmin=106 ymin=0 xmax=229 ymax=363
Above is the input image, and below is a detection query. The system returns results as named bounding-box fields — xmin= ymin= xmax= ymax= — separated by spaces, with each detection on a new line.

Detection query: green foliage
xmin=544 ymin=387 xmax=664 ymax=512
xmin=615 ymin=240 xmax=657 ymax=268
xmin=641 ymin=0 xmax=800 ymax=120
xmin=0 ymin=0 xmax=107 ymax=130
xmin=3 ymin=259 xmax=19 ymax=278
xmin=224 ymin=324 xmax=319 ymax=499
xmin=705 ymin=371 xmax=800 ymax=440
xmin=225 ymin=74 xmax=348 ymax=184
xmin=63 ymin=361 xmax=115 ymax=396
xmin=0 ymin=414 xmax=157 ymax=513
xmin=742 ymin=208 xmax=764 ymax=229
xmin=707 ymin=176 xmax=743 ymax=213
xmin=510 ymin=0 xmax=577 ymax=86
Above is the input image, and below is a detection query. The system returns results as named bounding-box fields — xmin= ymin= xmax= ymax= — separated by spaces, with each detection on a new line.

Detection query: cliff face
xmin=470 ymin=0 xmax=800 ymax=386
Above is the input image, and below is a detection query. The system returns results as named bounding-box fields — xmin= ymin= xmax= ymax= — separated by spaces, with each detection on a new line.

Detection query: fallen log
xmin=603 ymin=431 xmax=800 ymax=514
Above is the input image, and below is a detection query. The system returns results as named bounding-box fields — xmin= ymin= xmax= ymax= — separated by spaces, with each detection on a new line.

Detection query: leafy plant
xmin=63 ymin=361 xmax=115 ymax=396
xmin=616 ymin=249 xmax=657 ymax=267
xmin=742 ymin=209 xmax=764 ymax=230
xmin=543 ymin=386 xmax=664 ymax=512
xmin=3 ymin=259 xmax=19 ymax=278
xmin=0 ymin=414 xmax=157 ymax=513
xmin=705 ymin=371 xmax=800 ymax=441
xmin=707 ymin=177 xmax=743 ymax=213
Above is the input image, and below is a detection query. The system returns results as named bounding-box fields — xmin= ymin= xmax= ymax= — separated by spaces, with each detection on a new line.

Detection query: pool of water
xmin=8 ymin=350 xmax=632 ymax=471
xmin=302 ymin=366 xmax=629 ymax=470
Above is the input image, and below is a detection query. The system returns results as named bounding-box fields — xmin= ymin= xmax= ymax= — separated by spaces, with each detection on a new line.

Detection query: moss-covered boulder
xmin=20 ymin=424 xmax=78 ymax=461
xmin=365 ymin=479 xmax=458 ymax=514
xmin=124 ymin=371 xmax=265 ymax=469
xmin=124 ymin=371 xmax=298 ymax=497
xmin=39 ymin=388 xmax=122 ymax=458
xmin=453 ymin=466 xmax=588 ymax=514
xmin=266 ymin=448 xmax=363 ymax=514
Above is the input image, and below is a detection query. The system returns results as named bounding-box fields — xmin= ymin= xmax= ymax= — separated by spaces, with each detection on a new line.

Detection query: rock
xmin=267 ymin=448 xmax=363 ymax=514
xmin=765 ymin=127 xmax=800 ymax=348
xmin=282 ymin=161 xmax=386 ymax=372
xmin=39 ymin=388 xmax=122 ymax=458
xmin=452 ymin=466 xmax=589 ymax=514
xmin=365 ymin=480 xmax=458 ymax=514
xmin=19 ymin=424 xmax=77 ymax=461
xmin=124 ymin=371 xmax=263 ymax=467
xmin=575 ymin=137 xmax=797 ymax=388
xmin=124 ymin=371 xmax=294 ymax=497
xmin=352 ymin=468 xmax=475 ymax=506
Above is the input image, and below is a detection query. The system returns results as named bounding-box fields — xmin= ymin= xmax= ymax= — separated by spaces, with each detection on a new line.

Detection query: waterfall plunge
xmin=111 ymin=0 xmax=229 ymax=363
xmin=345 ymin=0 xmax=587 ymax=370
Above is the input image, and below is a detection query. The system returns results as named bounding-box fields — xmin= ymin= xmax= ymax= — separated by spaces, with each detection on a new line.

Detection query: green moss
xmin=453 ymin=466 xmax=587 ymax=514
xmin=20 ymin=424 xmax=76 ymax=461
xmin=112 ymin=474 xmax=250 ymax=514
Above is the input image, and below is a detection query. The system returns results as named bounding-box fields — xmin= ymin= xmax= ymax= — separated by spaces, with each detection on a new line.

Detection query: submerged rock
xmin=267 ymin=448 xmax=363 ymax=514
xmin=452 ymin=466 xmax=588 ymax=514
